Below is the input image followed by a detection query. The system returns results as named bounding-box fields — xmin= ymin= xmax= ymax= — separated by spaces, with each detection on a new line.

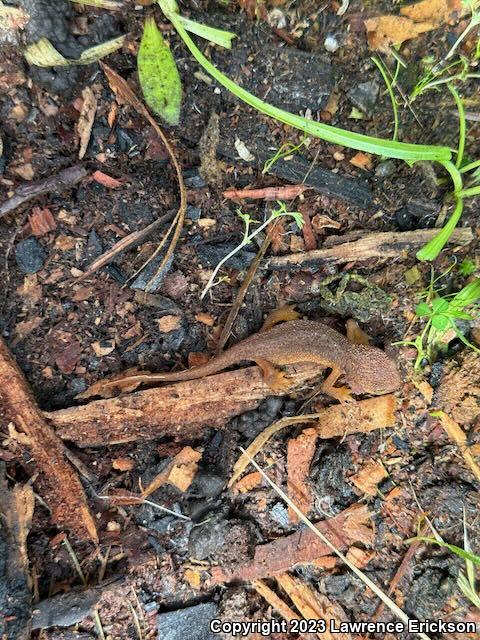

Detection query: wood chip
xmin=229 ymin=395 xmax=397 ymax=489
xmin=157 ymin=315 xmax=182 ymax=332
xmin=365 ymin=0 xmax=466 ymax=50
xmin=0 ymin=337 xmax=97 ymax=542
xmin=350 ymin=459 xmax=388 ymax=496
xmin=142 ymin=446 xmax=201 ymax=497
xmin=433 ymin=411 xmax=480 ymax=483
xmin=28 ymin=206 xmax=56 ymax=236
xmin=253 ymin=579 xmax=301 ymax=627
xmin=47 ymin=363 xmax=326 ymax=447
xmin=277 ymin=573 xmax=351 ymax=640
xmin=210 ymin=503 xmax=373 ymax=584
xmin=267 ymin=228 xmax=473 ymax=270
xmin=232 ymin=471 xmax=262 ymax=494
xmin=91 ymin=170 xmax=122 ymax=188
xmin=287 ymin=427 xmax=317 ymax=523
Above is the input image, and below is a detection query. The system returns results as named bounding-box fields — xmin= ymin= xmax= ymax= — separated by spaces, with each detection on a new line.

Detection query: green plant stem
xmin=417 ymin=197 xmax=464 ymax=261
xmin=159 ymin=1 xmax=450 ymax=162
xmin=372 ymin=56 xmax=399 ymax=142
xmin=459 ymin=184 xmax=480 ymax=198
xmin=460 ymin=158 xmax=480 ymax=173
xmin=448 ymin=84 xmax=466 ymax=169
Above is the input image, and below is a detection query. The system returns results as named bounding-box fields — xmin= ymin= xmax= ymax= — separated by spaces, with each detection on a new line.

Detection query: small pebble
xmin=15 ymin=237 xmax=45 ymax=274
xmin=375 ymin=160 xmax=396 ymax=178
xmin=324 ymin=34 xmax=340 ymax=52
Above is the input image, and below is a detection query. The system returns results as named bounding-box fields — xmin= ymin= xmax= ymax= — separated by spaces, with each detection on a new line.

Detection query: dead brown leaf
xmin=434 ymin=411 xmax=480 ymax=483
xmin=365 ymin=0 xmax=467 ymax=50
xmin=77 ymin=87 xmax=97 ymax=160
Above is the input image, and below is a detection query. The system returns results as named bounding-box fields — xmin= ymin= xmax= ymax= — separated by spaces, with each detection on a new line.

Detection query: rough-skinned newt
xmin=96 ymin=320 xmax=401 ymax=403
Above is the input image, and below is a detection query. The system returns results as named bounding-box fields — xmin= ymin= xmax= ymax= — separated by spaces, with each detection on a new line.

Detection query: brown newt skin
xmin=100 ymin=320 xmax=401 ymax=402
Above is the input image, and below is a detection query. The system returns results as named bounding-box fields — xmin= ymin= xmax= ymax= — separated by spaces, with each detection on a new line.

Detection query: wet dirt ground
xmin=0 ymin=1 xmax=479 ymax=639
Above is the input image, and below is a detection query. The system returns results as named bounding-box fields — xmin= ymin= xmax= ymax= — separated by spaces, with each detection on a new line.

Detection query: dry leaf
xmin=77 ymin=87 xmax=97 ymax=160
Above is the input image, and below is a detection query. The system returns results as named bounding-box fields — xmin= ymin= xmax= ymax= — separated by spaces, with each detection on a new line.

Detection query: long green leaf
xmin=409 ymin=537 xmax=480 ymax=565
xmin=138 ymin=16 xmax=182 ymax=125
xmin=158 ymin=1 xmax=451 ymax=162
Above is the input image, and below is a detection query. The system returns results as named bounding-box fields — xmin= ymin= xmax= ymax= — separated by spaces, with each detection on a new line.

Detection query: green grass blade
xmin=448 ymin=84 xmax=466 ymax=169
xmin=409 ymin=537 xmax=480 ymax=566
xmin=372 ymin=56 xmax=399 ymax=142
xmin=177 ymin=16 xmax=236 ymax=48
xmin=160 ymin=3 xmax=451 ymax=162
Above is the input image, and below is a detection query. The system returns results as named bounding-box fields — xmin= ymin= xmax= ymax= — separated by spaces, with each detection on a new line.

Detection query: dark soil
xmin=0 ymin=1 xmax=479 ymax=639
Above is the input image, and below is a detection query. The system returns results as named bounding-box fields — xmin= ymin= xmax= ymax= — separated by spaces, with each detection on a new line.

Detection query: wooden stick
xmin=266 ymin=228 xmax=473 ymax=270
xmin=0 ymin=165 xmax=87 ymax=220
xmin=46 ymin=363 xmax=324 ymax=447
xmin=0 ymin=337 xmax=97 ymax=543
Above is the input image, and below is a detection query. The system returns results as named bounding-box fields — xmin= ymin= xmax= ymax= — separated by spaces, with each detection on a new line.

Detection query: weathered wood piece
xmin=46 ymin=363 xmax=324 ymax=447
xmin=0 ymin=337 xmax=97 ymax=542
xmin=266 ymin=228 xmax=473 ymax=270
xmin=0 ymin=164 xmax=87 ymax=220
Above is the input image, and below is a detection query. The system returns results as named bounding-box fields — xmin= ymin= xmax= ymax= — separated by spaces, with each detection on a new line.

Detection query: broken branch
xmin=0 ymin=337 xmax=97 ymax=543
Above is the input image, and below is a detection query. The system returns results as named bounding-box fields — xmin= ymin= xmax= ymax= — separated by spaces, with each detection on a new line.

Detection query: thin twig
xmin=101 ymin=63 xmax=187 ymax=292
xmin=216 ymin=219 xmax=279 ymax=352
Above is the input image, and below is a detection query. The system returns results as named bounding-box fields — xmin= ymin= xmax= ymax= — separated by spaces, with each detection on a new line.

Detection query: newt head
xmin=345 ymin=345 xmax=401 ymax=396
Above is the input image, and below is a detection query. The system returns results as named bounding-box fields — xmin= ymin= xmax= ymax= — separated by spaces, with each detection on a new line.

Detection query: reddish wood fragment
xmin=223 ymin=185 xmax=307 ymax=201
xmin=91 ymin=170 xmax=122 ymax=189
xmin=29 ymin=206 xmax=56 ymax=236
xmin=209 ymin=504 xmax=373 ymax=584
xmin=287 ymin=427 xmax=317 ymax=523
xmin=0 ymin=336 xmax=97 ymax=542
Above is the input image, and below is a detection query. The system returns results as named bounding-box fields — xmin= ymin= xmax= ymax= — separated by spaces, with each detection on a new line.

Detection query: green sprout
xmin=263 ymin=138 xmax=309 ymax=174
xmin=200 ymin=201 xmax=303 ymax=299
xmin=372 ymin=56 xmax=399 ymax=142
xmin=398 ymin=267 xmax=480 ymax=369
xmin=408 ymin=508 xmax=480 ymax=609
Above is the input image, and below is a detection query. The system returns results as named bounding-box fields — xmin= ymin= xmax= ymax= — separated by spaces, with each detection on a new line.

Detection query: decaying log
xmin=0 ymin=337 xmax=97 ymax=543
xmin=266 ymin=228 xmax=473 ymax=270
xmin=46 ymin=363 xmax=324 ymax=447
xmin=209 ymin=503 xmax=373 ymax=584
xmin=0 ymin=465 xmax=34 ymax=640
